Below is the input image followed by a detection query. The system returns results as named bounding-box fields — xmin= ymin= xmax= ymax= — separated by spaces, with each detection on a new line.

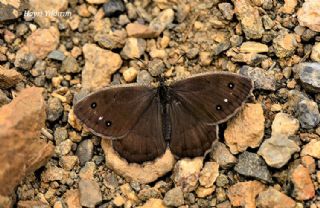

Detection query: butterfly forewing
xmin=74 ymin=85 xmax=157 ymax=138
xmin=112 ymin=95 xmax=166 ymax=163
xmin=169 ymin=72 xmax=253 ymax=125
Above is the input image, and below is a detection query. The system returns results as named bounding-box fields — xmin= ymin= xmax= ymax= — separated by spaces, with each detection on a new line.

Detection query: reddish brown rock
xmin=256 ymin=187 xmax=296 ymax=208
xmin=0 ymin=66 xmax=23 ymax=89
xmin=227 ymin=181 xmax=265 ymax=208
xmin=291 ymin=164 xmax=315 ymax=200
xmin=233 ymin=0 xmax=264 ymax=39
xmin=82 ymin=44 xmax=122 ymax=90
xmin=15 ymin=26 xmax=60 ymax=62
xmin=17 ymin=201 xmax=50 ymax=208
xmin=126 ymin=23 xmax=157 ymax=38
xmin=224 ymin=103 xmax=265 ymax=154
xmin=0 ymin=87 xmax=54 ymax=197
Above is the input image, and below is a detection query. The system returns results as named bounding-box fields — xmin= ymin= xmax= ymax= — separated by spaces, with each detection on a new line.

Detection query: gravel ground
xmin=0 ymin=0 xmax=320 ymax=207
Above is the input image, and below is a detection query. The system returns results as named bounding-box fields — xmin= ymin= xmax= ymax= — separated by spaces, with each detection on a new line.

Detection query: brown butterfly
xmin=74 ymin=72 xmax=253 ymax=163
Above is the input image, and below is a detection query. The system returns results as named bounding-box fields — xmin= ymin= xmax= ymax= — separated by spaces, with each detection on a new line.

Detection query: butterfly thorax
xmin=158 ymin=78 xmax=172 ymax=142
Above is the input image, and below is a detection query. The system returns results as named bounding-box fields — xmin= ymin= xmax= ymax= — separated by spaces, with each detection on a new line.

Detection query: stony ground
xmin=0 ymin=0 xmax=320 ymax=207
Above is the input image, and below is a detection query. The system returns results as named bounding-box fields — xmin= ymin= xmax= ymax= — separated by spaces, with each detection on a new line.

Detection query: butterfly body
xmin=74 ymin=72 xmax=253 ymax=163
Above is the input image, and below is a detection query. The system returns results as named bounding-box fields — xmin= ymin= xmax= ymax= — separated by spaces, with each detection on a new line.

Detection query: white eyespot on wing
xmin=99 ymin=116 xmax=103 ymax=121
xmin=224 ymin=98 xmax=228 ymax=103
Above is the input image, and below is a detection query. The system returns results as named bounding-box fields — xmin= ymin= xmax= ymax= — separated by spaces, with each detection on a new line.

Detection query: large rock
xmin=82 ymin=44 xmax=122 ymax=90
xmin=0 ymin=87 xmax=54 ymax=197
xmin=224 ymin=103 xmax=265 ymax=154
xmin=101 ymin=140 xmax=175 ymax=184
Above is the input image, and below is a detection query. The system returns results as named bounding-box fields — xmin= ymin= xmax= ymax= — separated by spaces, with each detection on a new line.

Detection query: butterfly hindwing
xmin=168 ymin=98 xmax=219 ymax=158
xmin=169 ymin=72 xmax=253 ymax=125
xmin=74 ymin=85 xmax=157 ymax=139
xmin=112 ymin=95 xmax=167 ymax=163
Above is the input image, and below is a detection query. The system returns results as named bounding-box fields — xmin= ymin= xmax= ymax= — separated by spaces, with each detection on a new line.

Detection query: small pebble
xmin=76 ymin=139 xmax=94 ymax=166
xmin=103 ymin=0 xmax=126 ymax=17
xmin=47 ymin=50 xmax=65 ymax=61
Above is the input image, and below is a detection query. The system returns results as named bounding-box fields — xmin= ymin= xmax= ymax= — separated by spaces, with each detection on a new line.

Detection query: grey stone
xmin=297 ymin=62 xmax=320 ymax=93
xmin=149 ymin=9 xmax=175 ymax=36
xmin=16 ymin=23 xmax=29 ymax=36
xmin=137 ymin=70 xmax=153 ymax=84
xmin=14 ymin=52 xmax=37 ymax=70
xmin=186 ymin=48 xmax=199 ymax=59
xmin=287 ymin=90 xmax=309 ymax=112
xmin=47 ymin=97 xmax=63 ymax=122
xmin=103 ymin=0 xmax=125 ymax=17
xmin=61 ymin=56 xmax=80 ymax=73
xmin=148 ymin=59 xmax=165 ymax=77
xmin=0 ymin=0 xmax=28 ymax=21
xmin=163 ymin=187 xmax=184 ymax=207
xmin=54 ymin=127 xmax=68 ymax=144
xmin=45 ymin=67 xmax=58 ymax=79
xmin=0 ymin=89 xmax=10 ymax=107
xmin=94 ymin=32 xmax=126 ymax=50
xmin=215 ymin=174 xmax=229 ymax=187
xmin=240 ymin=66 xmax=276 ymax=91
xmin=218 ymin=3 xmax=234 ymax=20
xmin=234 ymin=151 xmax=273 ymax=183
xmin=297 ymin=99 xmax=320 ymax=129
xmin=211 ymin=142 xmax=237 ymax=169
xmin=33 ymin=75 xmax=46 ymax=87
xmin=258 ymin=134 xmax=300 ymax=168
xmin=121 ymin=38 xmax=146 ymax=59
xmin=76 ymin=139 xmax=94 ymax=166
xmin=47 ymin=50 xmax=65 ymax=61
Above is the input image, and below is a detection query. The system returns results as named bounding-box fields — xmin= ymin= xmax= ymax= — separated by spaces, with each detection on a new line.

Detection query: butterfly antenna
xmin=135 ymin=58 xmax=147 ymax=70
xmin=174 ymin=53 xmax=185 ymax=65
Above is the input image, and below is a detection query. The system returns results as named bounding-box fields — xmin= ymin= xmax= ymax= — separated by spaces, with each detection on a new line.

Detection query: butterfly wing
xmin=112 ymin=95 xmax=167 ymax=163
xmin=74 ymin=84 xmax=157 ymax=139
xmin=167 ymin=72 xmax=253 ymax=158
xmin=169 ymin=72 xmax=253 ymax=125
xmin=168 ymin=99 xmax=219 ymax=157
